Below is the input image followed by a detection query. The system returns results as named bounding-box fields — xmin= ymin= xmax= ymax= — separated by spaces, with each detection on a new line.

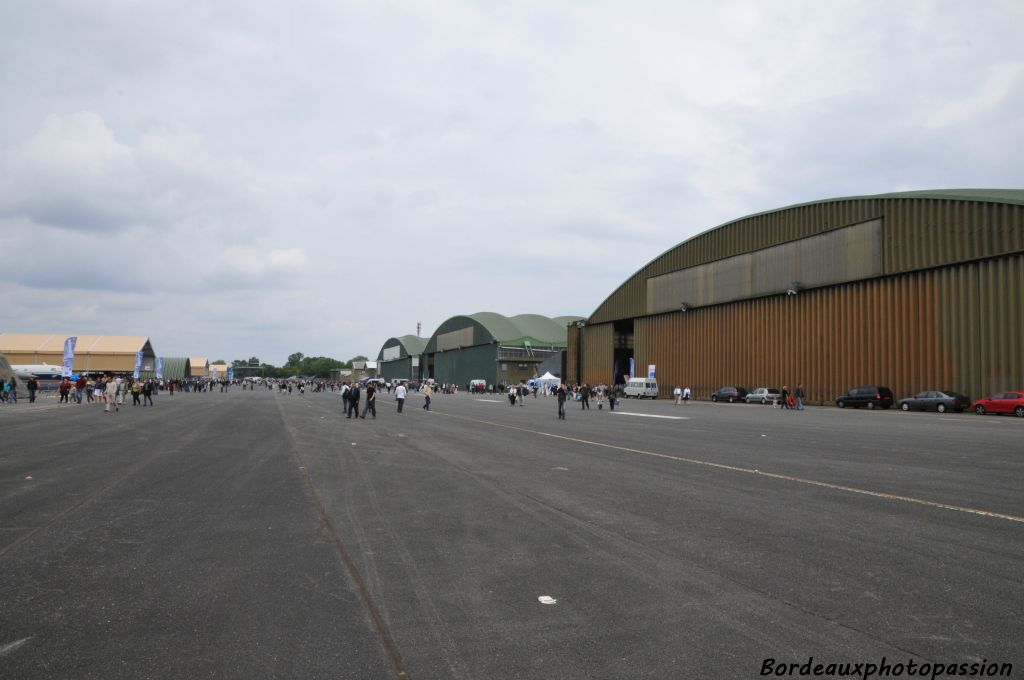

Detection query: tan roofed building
xmin=188 ymin=357 xmax=209 ymax=378
xmin=0 ymin=334 xmax=157 ymax=374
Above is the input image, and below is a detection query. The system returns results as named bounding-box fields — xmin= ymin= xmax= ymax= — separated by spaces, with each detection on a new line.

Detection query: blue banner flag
xmin=629 ymin=357 xmax=635 ymax=381
xmin=156 ymin=357 xmax=163 ymax=380
xmin=61 ymin=337 xmax=77 ymax=378
xmin=133 ymin=350 xmax=143 ymax=379
xmin=227 ymin=367 xmax=234 ymax=380
xmin=648 ymin=364 xmax=656 ymax=379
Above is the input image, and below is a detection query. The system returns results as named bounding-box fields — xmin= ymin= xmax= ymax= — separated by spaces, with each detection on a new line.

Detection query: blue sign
xmin=133 ymin=350 xmax=143 ymax=379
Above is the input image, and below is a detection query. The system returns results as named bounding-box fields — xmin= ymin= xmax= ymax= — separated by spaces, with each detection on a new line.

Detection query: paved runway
xmin=1 ymin=389 xmax=1022 ymax=679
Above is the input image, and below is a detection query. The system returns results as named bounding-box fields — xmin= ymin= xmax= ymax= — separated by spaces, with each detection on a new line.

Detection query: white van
xmin=623 ymin=378 xmax=659 ymax=398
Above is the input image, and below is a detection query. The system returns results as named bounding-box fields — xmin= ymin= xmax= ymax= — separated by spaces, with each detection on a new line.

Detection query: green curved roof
xmin=425 ymin=312 xmax=579 ymax=350
xmin=377 ymin=335 xmax=428 ymax=360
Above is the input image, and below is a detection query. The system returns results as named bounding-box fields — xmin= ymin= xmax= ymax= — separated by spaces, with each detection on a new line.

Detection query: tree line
xmin=208 ymin=353 xmax=370 ymax=379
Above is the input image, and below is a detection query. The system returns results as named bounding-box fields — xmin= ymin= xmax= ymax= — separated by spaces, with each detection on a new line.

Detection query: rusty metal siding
xmin=566 ymin=324 xmax=580 ymax=385
xmin=578 ymin=323 xmax=614 ymax=387
xmin=618 ymin=257 xmax=1023 ymax=403
xmin=590 ymin=197 xmax=1024 ymax=325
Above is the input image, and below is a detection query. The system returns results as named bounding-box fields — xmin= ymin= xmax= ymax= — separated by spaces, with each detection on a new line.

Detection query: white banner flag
xmin=61 ymin=336 xmax=77 ymax=378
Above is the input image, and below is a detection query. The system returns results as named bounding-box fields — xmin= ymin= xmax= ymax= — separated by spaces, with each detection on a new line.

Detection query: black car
xmin=711 ymin=386 xmax=748 ymax=403
xmin=896 ymin=390 xmax=971 ymax=413
xmin=835 ymin=386 xmax=894 ymax=410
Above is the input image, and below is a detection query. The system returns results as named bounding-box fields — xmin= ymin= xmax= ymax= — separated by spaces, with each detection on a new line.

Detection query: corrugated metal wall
xmin=566 ymin=324 xmax=580 ymax=384
xmin=582 ymin=254 xmax=1024 ymax=403
xmin=578 ymin=322 xmax=614 ymax=387
xmin=431 ymin=344 xmax=499 ymax=386
xmin=590 ymin=197 xmax=1024 ymax=324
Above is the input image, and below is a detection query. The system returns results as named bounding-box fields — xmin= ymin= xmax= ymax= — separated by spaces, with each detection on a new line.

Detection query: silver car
xmin=745 ymin=387 xmax=782 ymax=405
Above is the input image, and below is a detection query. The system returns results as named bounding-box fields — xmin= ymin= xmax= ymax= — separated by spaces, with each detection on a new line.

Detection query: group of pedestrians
xmin=1 ymin=376 xmax=18 ymax=403
xmin=779 ymin=385 xmax=806 ymax=410
xmin=337 ymin=379 xmax=431 ymax=419
xmin=340 ymin=381 xmax=378 ymax=419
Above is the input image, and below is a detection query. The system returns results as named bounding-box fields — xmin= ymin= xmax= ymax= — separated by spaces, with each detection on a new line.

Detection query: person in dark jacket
xmin=347 ymin=384 xmax=361 ymax=418
xmin=361 ymin=384 xmax=376 ymax=419
xmin=556 ymin=385 xmax=567 ymax=420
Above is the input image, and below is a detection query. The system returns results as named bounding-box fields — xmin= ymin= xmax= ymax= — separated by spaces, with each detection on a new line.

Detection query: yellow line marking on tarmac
xmin=433 ymin=410 xmax=1024 ymax=525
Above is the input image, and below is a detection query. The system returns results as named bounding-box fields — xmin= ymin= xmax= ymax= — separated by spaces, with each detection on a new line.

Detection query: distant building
xmin=419 ymin=312 xmax=582 ymax=386
xmin=0 ymin=334 xmax=157 ymax=374
xmin=376 ymin=335 xmax=427 ymax=382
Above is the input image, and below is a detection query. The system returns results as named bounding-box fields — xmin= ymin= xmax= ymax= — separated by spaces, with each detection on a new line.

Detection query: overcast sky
xmin=1 ymin=1 xmax=1022 ymax=364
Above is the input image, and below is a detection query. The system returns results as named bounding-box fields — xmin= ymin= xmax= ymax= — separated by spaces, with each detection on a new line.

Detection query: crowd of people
xmin=3 ymin=370 xmax=700 ymax=423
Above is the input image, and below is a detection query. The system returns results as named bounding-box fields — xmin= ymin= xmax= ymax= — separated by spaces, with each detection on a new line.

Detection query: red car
xmin=973 ymin=391 xmax=1024 ymax=417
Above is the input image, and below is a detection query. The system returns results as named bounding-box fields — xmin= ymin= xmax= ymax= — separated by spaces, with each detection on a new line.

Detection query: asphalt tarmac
xmin=1 ymin=388 xmax=1022 ymax=679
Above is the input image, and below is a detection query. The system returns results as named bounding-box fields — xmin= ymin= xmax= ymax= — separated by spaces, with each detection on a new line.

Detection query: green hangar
xmin=421 ymin=312 xmax=582 ymax=387
xmin=376 ymin=335 xmax=428 ymax=382
xmin=567 ymin=189 xmax=1024 ymax=404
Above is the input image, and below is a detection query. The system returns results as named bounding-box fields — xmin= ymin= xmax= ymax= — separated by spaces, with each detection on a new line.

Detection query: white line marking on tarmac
xmin=474 ymin=399 xmax=504 ymax=403
xmin=0 ymin=637 xmax=33 ymax=657
xmin=610 ymin=412 xmax=689 ymax=420
xmin=433 ymin=412 xmax=1024 ymax=525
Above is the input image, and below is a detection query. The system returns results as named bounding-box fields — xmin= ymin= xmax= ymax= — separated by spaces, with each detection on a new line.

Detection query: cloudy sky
xmin=1 ymin=1 xmax=1022 ymax=364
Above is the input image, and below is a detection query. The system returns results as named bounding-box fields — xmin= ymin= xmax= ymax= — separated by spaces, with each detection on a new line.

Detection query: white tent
xmin=533 ymin=371 xmax=561 ymax=388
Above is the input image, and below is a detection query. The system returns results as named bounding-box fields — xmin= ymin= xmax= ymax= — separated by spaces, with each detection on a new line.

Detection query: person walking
xmin=347 ymin=383 xmax=361 ymax=418
xmin=361 ymin=383 xmax=376 ymax=419
xmin=27 ymin=377 xmax=38 ymax=403
xmin=7 ymin=376 xmax=17 ymax=403
xmin=580 ymin=384 xmax=590 ymax=410
xmin=674 ymin=386 xmax=682 ymax=405
xmin=556 ymin=384 xmax=567 ymax=420
xmin=780 ymin=385 xmax=791 ymax=410
xmin=795 ymin=384 xmax=806 ymax=411
xmin=395 ymin=382 xmax=407 ymax=413
xmin=131 ymin=380 xmax=142 ymax=406
xmin=683 ymin=386 xmax=691 ymax=405
xmin=422 ymin=384 xmax=432 ymax=410
xmin=104 ymin=376 xmax=119 ymax=413
xmin=142 ymin=380 xmax=154 ymax=407
xmin=58 ymin=377 xmax=71 ymax=403
xmin=75 ymin=375 xmax=86 ymax=404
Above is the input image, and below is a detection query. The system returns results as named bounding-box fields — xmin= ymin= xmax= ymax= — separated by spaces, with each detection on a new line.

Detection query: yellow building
xmin=0 ymin=334 xmax=157 ymax=374
xmin=188 ymin=357 xmax=209 ymax=378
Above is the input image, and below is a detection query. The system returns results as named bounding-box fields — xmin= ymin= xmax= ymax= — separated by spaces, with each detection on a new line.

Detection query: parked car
xmin=711 ymin=386 xmax=748 ymax=403
xmin=973 ymin=391 xmax=1024 ymax=417
xmin=745 ymin=387 xmax=782 ymax=405
xmin=896 ymin=390 xmax=971 ymax=413
xmin=835 ymin=386 xmax=894 ymax=410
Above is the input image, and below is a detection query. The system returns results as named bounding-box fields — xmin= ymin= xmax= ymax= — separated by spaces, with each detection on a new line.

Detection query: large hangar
xmin=0 ymin=334 xmax=157 ymax=374
xmin=568 ymin=189 xmax=1024 ymax=404
xmin=377 ymin=335 xmax=428 ymax=382
xmin=423 ymin=312 xmax=582 ymax=387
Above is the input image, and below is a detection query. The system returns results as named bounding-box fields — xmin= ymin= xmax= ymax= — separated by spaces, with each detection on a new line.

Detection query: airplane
xmin=10 ymin=363 xmax=66 ymax=380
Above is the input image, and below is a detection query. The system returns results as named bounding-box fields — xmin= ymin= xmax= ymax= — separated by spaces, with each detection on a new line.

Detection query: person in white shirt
xmin=683 ymin=386 xmax=691 ymax=404
xmin=673 ymin=386 xmax=682 ymax=405
xmin=395 ymin=383 xmax=407 ymax=413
